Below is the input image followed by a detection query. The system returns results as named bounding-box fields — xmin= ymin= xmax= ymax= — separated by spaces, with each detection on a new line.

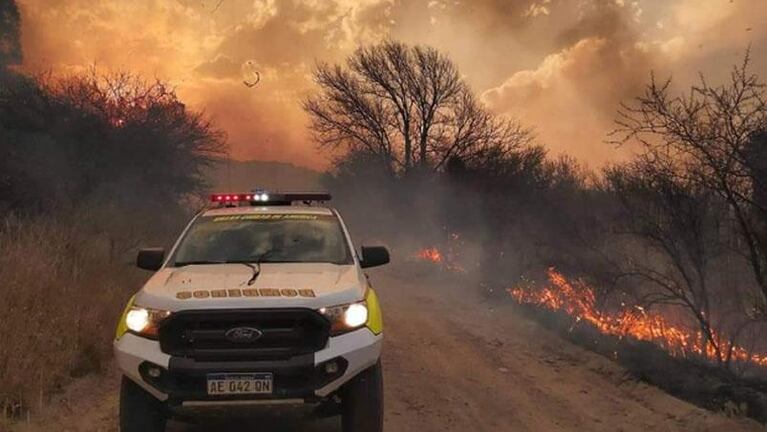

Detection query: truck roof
xmin=202 ymin=205 xmax=335 ymax=217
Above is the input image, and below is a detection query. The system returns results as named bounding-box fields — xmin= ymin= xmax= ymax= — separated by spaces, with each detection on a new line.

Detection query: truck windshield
xmin=171 ymin=214 xmax=352 ymax=265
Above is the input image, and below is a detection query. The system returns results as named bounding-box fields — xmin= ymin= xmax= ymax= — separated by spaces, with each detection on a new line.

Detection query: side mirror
xmin=360 ymin=246 xmax=390 ymax=269
xmin=137 ymin=248 xmax=166 ymax=271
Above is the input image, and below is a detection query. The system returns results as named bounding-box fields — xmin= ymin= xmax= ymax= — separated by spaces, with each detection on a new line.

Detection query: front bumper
xmin=114 ymin=328 xmax=382 ymax=405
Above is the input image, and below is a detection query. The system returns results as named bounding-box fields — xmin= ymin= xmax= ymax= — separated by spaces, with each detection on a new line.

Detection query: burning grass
xmin=412 ymin=246 xmax=767 ymax=371
xmin=413 ymin=246 xmax=767 ymax=422
xmin=509 ymin=268 xmax=767 ymax=369
xmin=507 ymin=268 xmax=767 ymax=423
xmin=413 ymin=234 xmax=468 ymax=274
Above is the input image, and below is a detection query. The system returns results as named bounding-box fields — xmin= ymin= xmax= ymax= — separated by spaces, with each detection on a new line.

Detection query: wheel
xmin=120 ymin=376 xmax=167 ymax=432
xmin=341 ymin=361 xmax=384 ymax=432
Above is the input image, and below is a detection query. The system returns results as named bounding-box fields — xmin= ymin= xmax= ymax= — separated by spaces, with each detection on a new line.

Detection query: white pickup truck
xmin=114 ymin=191 xmax=388 ymax=431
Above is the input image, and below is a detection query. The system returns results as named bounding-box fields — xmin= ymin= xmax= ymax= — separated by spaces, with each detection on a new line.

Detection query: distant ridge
xmin=207 ymin=159 xmax=323 ymax=192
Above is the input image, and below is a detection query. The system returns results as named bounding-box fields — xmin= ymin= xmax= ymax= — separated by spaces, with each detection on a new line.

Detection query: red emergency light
xmin=210 ymin=193 xmax=255 ymax=203
xmin=209 ymin=191 xmax=332 ymax=206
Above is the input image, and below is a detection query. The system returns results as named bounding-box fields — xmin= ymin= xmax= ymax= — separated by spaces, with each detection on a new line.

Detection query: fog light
xmin=147 ymin=367 xmax=162 ymax=378
xmin=325 ymin=361 xmax=339 ymax=375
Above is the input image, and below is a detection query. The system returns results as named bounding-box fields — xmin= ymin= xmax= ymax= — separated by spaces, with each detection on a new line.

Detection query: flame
xmin=414 ymin=245 xmax=467 ymax=273
xmin=416 ymin=247 xmax=442 ymax=263
xmin=510 ymin=268 xmax=767 ymax=368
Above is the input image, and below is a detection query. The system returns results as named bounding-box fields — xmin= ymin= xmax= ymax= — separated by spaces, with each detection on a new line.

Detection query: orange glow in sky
xmin=16 ymin=0 xmax=767 ymax=169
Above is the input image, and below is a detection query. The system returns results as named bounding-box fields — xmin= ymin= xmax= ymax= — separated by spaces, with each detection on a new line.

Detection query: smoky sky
xmin=0 ymin=0 xmax=21 ymax=70
xmin=15 ymin=0 xmax=767 ymax=169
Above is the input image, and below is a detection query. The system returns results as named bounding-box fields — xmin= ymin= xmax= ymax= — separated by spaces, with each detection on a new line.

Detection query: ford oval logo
xmin=225 ymin=327 xmax=263 ymax=344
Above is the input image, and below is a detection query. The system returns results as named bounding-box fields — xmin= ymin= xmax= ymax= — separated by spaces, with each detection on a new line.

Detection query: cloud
xmin=12 ymin=0 xmax=767 ymax=169
xmin=211 ymin=0 xmax=393 ymax=69
xmin=481 ymin=0 xmax=767 ymax=164
xmin=482 ymin=0 xmax=657 ymax=163
xmin=195 ymin=54 xmax=240 ymax=79
xmin=483 ymin=36 xmax=654 ymax=164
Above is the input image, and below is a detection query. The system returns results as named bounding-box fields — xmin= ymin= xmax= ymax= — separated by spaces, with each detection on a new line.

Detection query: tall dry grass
xmin=0 ymin=215 xmax=146 ymax=420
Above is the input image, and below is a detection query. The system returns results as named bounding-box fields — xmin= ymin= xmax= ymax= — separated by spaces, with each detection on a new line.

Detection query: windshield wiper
xmin=240 ymin=250 xmax=274 ymax=286
xmin=175 ymin=254 xmax=274 ymax=284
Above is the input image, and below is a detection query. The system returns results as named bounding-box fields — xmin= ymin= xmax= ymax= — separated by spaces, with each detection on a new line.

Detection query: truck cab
xmin=114 ymin=191 xmax=388 ymax=432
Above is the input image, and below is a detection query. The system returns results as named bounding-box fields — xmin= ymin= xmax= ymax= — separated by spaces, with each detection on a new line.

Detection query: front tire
xmin=341 ymin=361 xmax=384 ymax=432
xmin=120 ymin=376 xmax=166 ymax=432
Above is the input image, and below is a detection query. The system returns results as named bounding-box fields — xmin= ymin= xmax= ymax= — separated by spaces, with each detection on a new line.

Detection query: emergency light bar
xmin=210 ymin=191 xmax=332 ymax=206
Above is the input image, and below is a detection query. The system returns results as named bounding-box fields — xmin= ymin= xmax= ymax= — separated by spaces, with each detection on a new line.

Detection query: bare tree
xmin=606 ymin=158 xmax=733 ymax=365
xmin=304 ymin=41 xmax=531 ymax=175
xmin=612 ymin=52 xmax=767 ymax=316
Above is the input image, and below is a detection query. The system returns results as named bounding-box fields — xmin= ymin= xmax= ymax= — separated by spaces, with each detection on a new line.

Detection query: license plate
xmin=206 ymin=373 xmax=273 ymax=395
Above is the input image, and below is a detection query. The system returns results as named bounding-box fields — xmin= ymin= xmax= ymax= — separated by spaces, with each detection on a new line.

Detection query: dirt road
xmin=13 ymin=266 xmax=763 ymax=431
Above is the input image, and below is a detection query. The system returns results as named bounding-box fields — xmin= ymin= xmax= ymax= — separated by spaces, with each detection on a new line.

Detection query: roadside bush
xmin=0 ymin=215 xmax=141 ymax=418
xmin=0 ymin=68 xmax=222 ymax=420
xmin=0 ymin=71 xmax=225 ymax=213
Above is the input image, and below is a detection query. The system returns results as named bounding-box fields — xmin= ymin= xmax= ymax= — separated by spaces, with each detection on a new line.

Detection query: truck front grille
xmin=158 ymin=309 xmax=330 ymax=362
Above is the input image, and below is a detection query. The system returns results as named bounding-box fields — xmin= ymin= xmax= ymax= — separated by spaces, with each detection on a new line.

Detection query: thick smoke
xmin=12 ymin=0 xmax=767 ymax=168
xmin=482 ymin=0 xmax=655 ymax=164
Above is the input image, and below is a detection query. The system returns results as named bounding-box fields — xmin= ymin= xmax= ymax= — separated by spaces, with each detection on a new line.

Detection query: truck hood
xmin=135 ymin=263 xmax=367 ymax=312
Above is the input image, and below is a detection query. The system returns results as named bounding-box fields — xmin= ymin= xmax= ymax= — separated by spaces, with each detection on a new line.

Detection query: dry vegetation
xmin=0 ymin=2 xmax=223 ymax=421
xmin=0 ymin=215 xmax=142 ymax=420
xmin=0 ymin=64 xmax=223 ymax=422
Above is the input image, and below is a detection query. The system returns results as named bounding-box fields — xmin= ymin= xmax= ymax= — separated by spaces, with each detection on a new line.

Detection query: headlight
xmin=320 ymin=301 xmax=369 ymax=335
xmin=124 ymin=306 xmax=171 ymax=339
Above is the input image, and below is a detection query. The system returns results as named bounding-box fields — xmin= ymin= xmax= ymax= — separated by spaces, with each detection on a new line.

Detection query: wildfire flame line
xmin=510 ymin=268 xmax=767 ymax=367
